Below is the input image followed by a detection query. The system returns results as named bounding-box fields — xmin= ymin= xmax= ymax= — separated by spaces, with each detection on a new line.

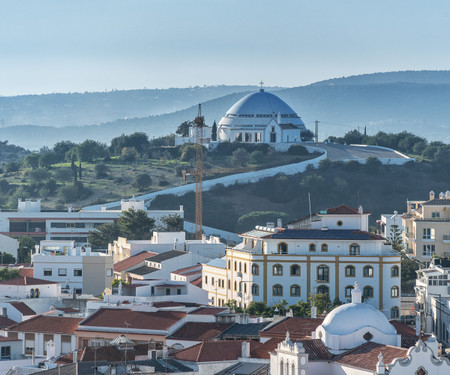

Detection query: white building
xmin=0 ymin=277 xmax=60 ymax=300
xmin=415 ymin=257 xmax=450 ymax=345
xmin=0 ymin=198 xmax=183 ymax=246
xmin=217 ymin=89 xmax=309 ymax=151
xmin=203 ymin=205 xmax=401 ymax=319
xmin=32 ymin=240 xmax=113 ymax=296
xmin=0 ymin=234 xmax=19 ymax=261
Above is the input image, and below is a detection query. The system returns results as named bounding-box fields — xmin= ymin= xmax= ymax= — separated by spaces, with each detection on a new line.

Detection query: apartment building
xmin=402 ymin=190 xmax=450 ymax=262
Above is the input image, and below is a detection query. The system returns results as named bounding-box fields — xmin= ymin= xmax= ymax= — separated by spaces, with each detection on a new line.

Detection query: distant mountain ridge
xmin=1 ymin=71 xmax=450 ymax=149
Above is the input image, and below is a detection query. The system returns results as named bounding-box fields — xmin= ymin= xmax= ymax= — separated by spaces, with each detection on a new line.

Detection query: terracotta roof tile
xmin=0 ymin=336 xmax=21 ymax=342
xmin=190 ymin=276 xmax=202 ymax=287
xmin=188 ymin=307 xmax=228 ymax=315
xmin=6 ymin=315 xmax=82 ymax=334
xmin=79 ymin=308 xmax=186 ymax=331
xmin=0 ymin=276 xmax=58 ymax=286
xmin=9 ymin=302 xmax=36 ymax=316
xmin=172 ymin=340 xmax=262 ymax=362
xmin=172 ymin=265 xmax=202 ymax=275
xmin=0 ymin=316 xmax=17 ymax=328
xmin=260 ymin=317 xmax=323 ymax=340
xmin=113 ymin=251 xmax=157 ymax=273
xmin=389 ymin=320 xmax=429 ymax=348
xmin=322 ymin=204 xmax=371 ymax=215
xmin=18 ymin=268 xmax=33 ymax=278
xmin=335 ymin=342 xmax=407 ymax=371
xmin=168 ymin=322 xmax=233 ymax=341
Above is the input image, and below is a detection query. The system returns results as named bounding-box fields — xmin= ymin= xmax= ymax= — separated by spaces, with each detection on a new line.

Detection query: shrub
xmin=121 ymin=147 xmax=140 ymax=162
xmin=95 ymin=162 xmax=109 ymax=178
xmin=249 ymin=150 xmax=264 ymax=164
xmin=132 ymin=173 xmax=152 ymax=190
xmin=231 ymin=148 xmax=250 ymax=167
xmin=288 ymin=144 xmax=308 ymax=156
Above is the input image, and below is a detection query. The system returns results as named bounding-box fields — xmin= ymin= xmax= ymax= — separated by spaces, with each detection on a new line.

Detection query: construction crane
xmin=182 ymin=104 xmax=204 ymax=240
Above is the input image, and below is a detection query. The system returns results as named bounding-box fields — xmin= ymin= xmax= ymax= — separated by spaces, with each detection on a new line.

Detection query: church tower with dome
xmin=217 ymin=88 xmax=309 ymax=150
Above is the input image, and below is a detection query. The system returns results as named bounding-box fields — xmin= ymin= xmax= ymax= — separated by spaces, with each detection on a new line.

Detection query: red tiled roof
xmin=0 ymin=316 xmax=17 ymax=328
xmin=168 ymin=322 xmax=233 ymax=341
xmin=335 ymin=342 xmax=407 ymax=371
xmin=9 ymin=302 xmax=36 ymax=316
xmin=0 ymin=276 xmax=57 ymax=286
xmin=18 ymin=268 xmax=33 ymax=278
xmin=172 ymin=340 xmax=261 ymax=362
xmin=389 ymin=320 xmax=429 ymax=348
xmin=251 ymin=337 xmax=331 ymax=361
xmin=0 ymin=336 xmax=21 ymax=342
xmin=55 ymin=307 xmax=80 ymax=313
xmin=188 ymin=307 xmax=228 ymax=316
xmin=113 ymin=251 xmax=157 ymax=273
xmin=152 ymin=301 xmax=200 ymax=308
xmin=322 ymin=205 xmax=371 ymax=215
xmin=190 ymin=276 xmax=202 ymax=287
xmin=172 ymin=265 xmax=202 ymax=275
xmin=260 ymin=317 xmax=323 ymax=340
xmin=6 ymin=315 xmax=83 ymax=334
xmin=79 ymin=308 xmax=186 ymax=331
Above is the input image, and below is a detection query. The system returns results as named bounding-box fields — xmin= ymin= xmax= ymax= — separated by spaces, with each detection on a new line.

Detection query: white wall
xmin=0 ymin=234 xmax=19 ymax=259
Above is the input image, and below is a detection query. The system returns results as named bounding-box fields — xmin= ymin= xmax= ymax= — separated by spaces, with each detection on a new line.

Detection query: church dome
xmin=321 ymin=302 xmax=396 ymax=336
xmin=226 ymin=89 xmax=300 ymax=118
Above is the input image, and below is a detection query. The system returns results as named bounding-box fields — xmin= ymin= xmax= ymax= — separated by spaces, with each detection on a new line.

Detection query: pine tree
xmin=78 ymin=162 xmax=82 ymax=180
xmin=211 ymin=121 xmax=217 ymax=141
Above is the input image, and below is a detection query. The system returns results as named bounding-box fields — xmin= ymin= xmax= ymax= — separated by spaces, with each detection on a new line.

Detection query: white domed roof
xmin=321 ymin=302 xmax=396 ymax=336
xmin=226 ymin=89 xmax=299 ymax=117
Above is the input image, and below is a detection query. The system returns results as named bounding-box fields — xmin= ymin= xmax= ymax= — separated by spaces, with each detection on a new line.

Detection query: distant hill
xmin=1 ymin=71 xmax=450 ymax=149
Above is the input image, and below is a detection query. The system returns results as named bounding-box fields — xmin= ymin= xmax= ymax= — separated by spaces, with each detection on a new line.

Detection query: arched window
xmin=391 ymin=286 xmax=399 ymax=298
xmin=290 ymin=264 xmax=300 ymax=276
xmin=317 ymin=265 xmax=329 ymax=282
xmin=234 ymin=281 xmax=237 ymax=291
xmin=363 ymin=286 xmax=374 ymax=298
xmin=273 ymin=264 xmax=283 ymax=276
xmin=309 ymin=243 xmax=316 ymax=252
xmin=252 ymin=264 xmax=259 ymax=275
xmin=244 ymin=283 xmax=247 ymax=293
xmin=363 ymin=265 xmax=374 ymax=277
xmin=349 ymin=243 xmax=360 ymax=256
xmin=317 ymin=285 xmax=329 ymax=295
xmin=345 ymin=285 xmax=354 ymax=298
xmin=234 ymin=261 xmax=237 ymax=271
xmin=345 ymin=265 xmax=356 ymax=277
xmin=239 ymin=262 xmax=242 ymax=272
xmin=278 ymin=242 xmax=288 ymax=254
xmin=391 ymin=265 xmax=399 ymax=277
xmin=273 ymin=284 xmax=283 ymax=296
xmin=321 ymin=244 xmax=328 ymax=252
xmin=252 ymin=284 xmax=259 ymax=296
xmin=244 ymin=263 xmax=247 ymax=274
xmin=391 ymin=306 xmax=400 ymax=319
xmin=290 ymin=285 xmax=300 ymax=297
xmin=279 ymin=359 xmax=284 ymax=375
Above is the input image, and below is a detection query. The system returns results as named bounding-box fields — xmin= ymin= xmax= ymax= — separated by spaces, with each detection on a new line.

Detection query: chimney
xmin=439 ymin=192 xmax=445 ymax=199
xmin=241 ymin=341 xmax=250 ymax=358
xmin=358 ymin=205 xmax=363 ymax=214
xmin=446 ymin=190 xmax=450 ymax=199
xmin=429 ymin=190 xmax=435 ymax=200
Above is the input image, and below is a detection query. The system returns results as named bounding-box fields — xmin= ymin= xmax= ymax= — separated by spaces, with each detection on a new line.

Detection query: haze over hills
xmin=1 ymin=71 xmax=450 ymax=150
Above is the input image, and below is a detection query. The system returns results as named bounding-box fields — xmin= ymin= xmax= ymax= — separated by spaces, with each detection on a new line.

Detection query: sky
xmin=1 ymin=0 xmax=450 ymax=96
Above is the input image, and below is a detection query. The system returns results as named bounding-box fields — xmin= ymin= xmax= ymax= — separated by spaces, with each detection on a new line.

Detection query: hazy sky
xmin=1 ymin=0 xmax=450 ymax=96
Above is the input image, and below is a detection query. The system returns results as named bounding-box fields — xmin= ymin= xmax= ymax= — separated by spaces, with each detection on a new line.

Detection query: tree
xmin=17 ymin=236 xmax=36 ymax=263
xmin=343 ymin=129 xmax=364 ymax=145
xmin=88 ymin=222 xmax=122 ymax=249
xmin=118 ymin=208 xmax=155 ymax=240
xmin=179 ymin=143 xmax=198 ymax=162
xmin=301 ymin=129 xmax=314 ymax=142
xmin=365 ymin=156 xmax=382 ymax=173
xmin=158 ymin=214 xmax=183 ymax=232
xmin=53 ymin=141 xmax=77 ymax=162
xmin=401 ymin=256 xmax=419 ymax=294
xmin=95 ymin=162 xmax=109 ymax=178
xmin=132 ymin=173 xmax=152 ymax=190
xmin=308 ymin=293 xmax=331 ymax=315
xmin=24 ymin=154 xmax=40 ymax=170
xmin=0 ymin=252 xmax=16 ymax=265
xmin=176 ymin=121 xmax=194 ymax=137
xmin=388 ymin=223 xmax=403 ymax=251
xmin=0 ymin=267 xmax=19 ymax=280
xmin=76 ymin=140 xmax=108 ymax=162
xmin=38 ymin=152 xmax=58 ymax=169
xmin=231 ymin=148 xmax=249 ymax=167
xmin=249 ymin=150 xmax=264 ymax=164
xmin=121 ymin=147 xmax=140 ymax=162
xmin=211 ymin=121 xmax=217 ymax=141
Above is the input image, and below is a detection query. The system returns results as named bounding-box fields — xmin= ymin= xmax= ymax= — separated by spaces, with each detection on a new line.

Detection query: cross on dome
xmin=259 ymin=80 xmax=264 ymax=92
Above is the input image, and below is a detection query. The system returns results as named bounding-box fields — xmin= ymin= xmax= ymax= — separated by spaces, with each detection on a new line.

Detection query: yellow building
xmin=402 ymin=190 xmax=450 ymax=263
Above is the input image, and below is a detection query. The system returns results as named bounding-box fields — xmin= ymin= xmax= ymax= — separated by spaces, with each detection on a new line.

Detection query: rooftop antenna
xmin=259 ymin=81 xmax=264 ymax=92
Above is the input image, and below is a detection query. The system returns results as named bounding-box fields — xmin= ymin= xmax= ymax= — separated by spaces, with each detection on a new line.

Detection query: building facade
xmin=203 ymin=205 xmax=401 ymax=319
xmin=402 ymin=190 xmax=450 ymax=262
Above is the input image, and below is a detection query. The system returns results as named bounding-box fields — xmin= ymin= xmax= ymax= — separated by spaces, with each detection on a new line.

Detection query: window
xmin=363 ymin=266 xmax=373 ymax=277
xmin=290 ymin=285 xmax=300 ymax=297
xmin=244 ymin=264 xmax=247 ymax=273
xmin=345 ymin=266 xmax=355 ymax=277
xmin=44 ymin=268 xmax=52 ymax=276
xmin=252 ymin=264 xmax=259 ymax=275
xmin=273 ymin=264 xmax=283 ymax=276
xmin=422 ymin=228 xmax=435 ymax=240
xmin=317 ymin=265 xmax=329 ymax=282
xmin=391 ymin=306 xmax=400 ymax=319
xmin=317 ymin=285 xmax=329 ymax=295
xmin=204 ymin=276 xmax=208 ymax=285
xmin=391 ymin=266 xmax=399 ymax=277
xmin=273 ymin=284 xmax=283 ymax=296
xmin=177 ymin=289 xmax=181 ymax=295
xmin=391 ymin=286 xmax=399 ymax=298
xmin=278 ymin=242 xmax=288 ymax=254
xmin=363 ymin=286 xmax=374 ymax=298
xmin=349 ymin=244 xmax=360 ymax=256
xmin=58 ymin=268 xmax=67 ymax=276
xmin=309 ymin=243 xmax=316 ymax=252
xmin=290 ymin=265 xmax=300 ymax=276
xmin=321 ymin=244 xmax=328 ymax=252
xmin=431 ymin=211 xmax=441 ymax=219
xmin=227 ymin=280 xmax=231 ymax=289
xmin=106 ymin=268 xmax=113 ymax=277
xmin=239 ymin=262 xmax=242 ymax=272
xmin=165 ymin=288 xmax=171 ymax=296
xmin=74 ymin=269 xmax=82 ymax=277
xmin=345 ymin=285 xmax=354 ymax=298
xmin=1 ymin=346 xmax=11 ymax=360
xmin=234 ymin=281 xmax=237 ymax=291
xmin=212 ymin=277 xmax=215 ymax=286
xmin=337 ymin=220 xmax=343 ymax=227
xmin=422 ymin=244 xmax=435 ymax=257
xmin=228 ymin=260 xmax=231 ymax=269
xmin=234 ymin=261 xmax=237 ymax=271
xmin=252 ymin=284 xmax=259 ymax=296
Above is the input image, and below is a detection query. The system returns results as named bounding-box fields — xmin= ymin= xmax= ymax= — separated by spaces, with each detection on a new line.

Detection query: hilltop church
xmin=175 ymin=88 xmax=310 ymax=150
